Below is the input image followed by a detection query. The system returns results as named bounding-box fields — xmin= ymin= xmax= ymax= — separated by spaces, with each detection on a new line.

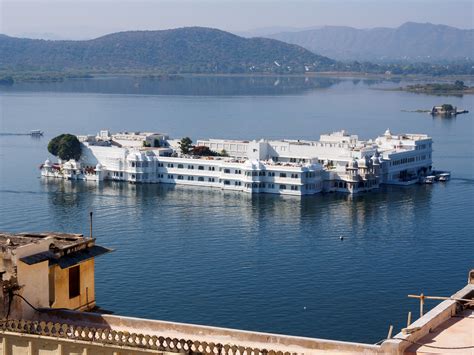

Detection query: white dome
xmin=95 ymin=163 xmax=103 ymax=171
xmin=244 ymin=160 xmax=264 ymax=170
xmin=44 ymin=159 xmax=51 ymax=167
xmin=255 ymin=160 xmax=265 ymax=170
xmin=63 ymin=160 xmax=79 ymax=169
xmin=243 ymin=160 xmax=254 ymax=169
xmin=384 ymin=128 xmax=392 ymax=137
xmin=357 ymin=157 xmax=369 ymax=167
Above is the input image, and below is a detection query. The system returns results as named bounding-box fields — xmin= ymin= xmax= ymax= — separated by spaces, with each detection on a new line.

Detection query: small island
xmin=402 ymin=103 xmax=469 ymax=116
xmin=397 ymin=80 xmax=474 ymax=95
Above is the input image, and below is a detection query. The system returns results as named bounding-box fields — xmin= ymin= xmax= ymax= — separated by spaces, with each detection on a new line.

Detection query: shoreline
xmin=1 ymin=70 xmax=474 ymax=84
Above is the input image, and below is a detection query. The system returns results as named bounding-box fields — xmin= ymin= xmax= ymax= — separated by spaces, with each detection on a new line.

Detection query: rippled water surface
xmin=0 ymin=76 xmax=473 ymax=343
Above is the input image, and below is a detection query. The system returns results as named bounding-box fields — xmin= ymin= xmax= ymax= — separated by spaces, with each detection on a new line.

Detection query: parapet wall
xmin=0 ymin=310 xmax=388 ymax=354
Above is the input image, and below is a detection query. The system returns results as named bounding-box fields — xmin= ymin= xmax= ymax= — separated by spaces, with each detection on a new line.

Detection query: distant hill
xmin=0 ymin=27 xmax=335 ymax=74
xmin=265 ymin=22 xmax=474 ymax=62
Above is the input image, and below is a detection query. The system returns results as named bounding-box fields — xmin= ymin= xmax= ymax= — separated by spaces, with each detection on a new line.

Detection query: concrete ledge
xmin=381 ymin=283 xmax=474 ymax=354
xmin=34 ymin=310 xmax=385 ymax=354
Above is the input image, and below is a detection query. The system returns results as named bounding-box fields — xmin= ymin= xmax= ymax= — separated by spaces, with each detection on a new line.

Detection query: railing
xmin=0 ymin=319 xmax=287 ymax=355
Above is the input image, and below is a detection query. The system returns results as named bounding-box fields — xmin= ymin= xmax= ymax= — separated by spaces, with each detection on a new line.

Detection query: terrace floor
xmin=405 ymin=308 xmax=474 ymax=354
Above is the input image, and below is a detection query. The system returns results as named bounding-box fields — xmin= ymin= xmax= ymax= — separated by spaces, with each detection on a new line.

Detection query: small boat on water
xmin=30 ymin=130 xmax=44 ymax=136
xmin=438 ymin=172 xmax=451 ymax=182
xmin=423 ymin=175 xmax=436 ymax=184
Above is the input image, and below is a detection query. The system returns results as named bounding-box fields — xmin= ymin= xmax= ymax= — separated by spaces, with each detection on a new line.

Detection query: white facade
xmin=41 ymin=129 xmax=434 ymax=195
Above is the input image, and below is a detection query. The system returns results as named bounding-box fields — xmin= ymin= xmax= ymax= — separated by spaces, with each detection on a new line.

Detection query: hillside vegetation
xmin=0 ymin=27 xmax=335 ymax=74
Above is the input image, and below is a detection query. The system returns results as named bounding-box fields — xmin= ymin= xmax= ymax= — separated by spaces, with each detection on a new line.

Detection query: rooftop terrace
xmin=0 ymin=232 xmax=84 ymax=250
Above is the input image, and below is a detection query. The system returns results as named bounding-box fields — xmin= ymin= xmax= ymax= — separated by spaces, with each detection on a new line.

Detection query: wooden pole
xmin=408 ymin=294 xmax=473 ymax=302
xmin=407 ymin=293 xmax=474 ymax=319
xmin=387 ymin=325 xmax=393 ymax=339
xmin=407 ymin=311 xmax=412 ymax=327
xmin=89 ymin=211 xmax=93 ymax=239
xmin=420 ymin=293 xmax=424 ymax=318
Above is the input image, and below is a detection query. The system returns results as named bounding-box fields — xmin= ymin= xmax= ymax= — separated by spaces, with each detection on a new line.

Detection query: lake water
xmin=0 ymin=75 xmax=473 ymax=343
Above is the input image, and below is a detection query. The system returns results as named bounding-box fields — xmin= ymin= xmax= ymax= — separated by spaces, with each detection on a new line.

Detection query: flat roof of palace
xmin=0 ymin=232 xmax=85 ymax=249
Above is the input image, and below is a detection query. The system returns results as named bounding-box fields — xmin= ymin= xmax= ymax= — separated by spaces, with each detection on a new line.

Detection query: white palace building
xmin=41 ymin=129 xmax=434 ymax=195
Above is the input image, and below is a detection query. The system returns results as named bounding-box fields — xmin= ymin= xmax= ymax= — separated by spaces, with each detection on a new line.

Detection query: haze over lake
xmin=0 ymin=76 xmax=473 ymax=343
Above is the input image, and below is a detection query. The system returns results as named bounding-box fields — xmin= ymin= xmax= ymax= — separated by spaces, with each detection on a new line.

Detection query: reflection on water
xmin=40 ymin=179 xmax=433 ymax=238
xmin=0 ymin=75 xmax=343 ymax=96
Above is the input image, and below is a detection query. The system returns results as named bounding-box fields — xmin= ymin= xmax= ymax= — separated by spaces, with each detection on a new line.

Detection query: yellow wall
xmin=16 ymin=261 xmax=50 ymax=319
xmin=51 ymin=259 xmax=95 ymax=311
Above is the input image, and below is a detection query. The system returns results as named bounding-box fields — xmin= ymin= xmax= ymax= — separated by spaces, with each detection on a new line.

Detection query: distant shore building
xmin=41 ymin=129 xmax=433 ymax=195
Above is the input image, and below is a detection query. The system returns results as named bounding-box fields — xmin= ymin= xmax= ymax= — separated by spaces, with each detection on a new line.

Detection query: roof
xmin=20 ymin=245 xmax=112 ymax=269
xmin=0 ymin=232 xmax=84 ymax=250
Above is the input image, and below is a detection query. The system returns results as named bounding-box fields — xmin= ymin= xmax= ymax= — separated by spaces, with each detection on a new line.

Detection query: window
xmin=188 ymin=165 xmax=194 ymax=170
xmin=69 ymin=266 xmax=80 ymax=299
xmin=187 ymin=176 xmax=194 ymax=181
xmin=178 ymin=164 xmax=184 ymax=169
xmin=168 ymin=175 xmax=174 ymax=179
xmin=178 ymin=175 xmax=184 ymax=180
xmin=224 ymin=180 xmax=230 ymax=185
xmin=167 ymin=163 xmax=174 ymax=168
xmin=279 ymin=184 xmax=287 ymax=190
xmin=279 ymin=173 xmax=287 ymax=178
xmin=208 ymin=177 xmax=215 ymax=182
xmin=208 ymin=166 xmax=215 ymax=171
xmin=224 ymin=169 xmax=231 ymax=174
xmin=198 ymin=177 xmax=204 ymax=182
xmin=198 ymin=166 xmax=204 ymax=170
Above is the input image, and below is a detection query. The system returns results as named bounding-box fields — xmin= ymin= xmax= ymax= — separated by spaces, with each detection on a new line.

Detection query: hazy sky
xmin=1 ymin=0 xmax=473 ymax=39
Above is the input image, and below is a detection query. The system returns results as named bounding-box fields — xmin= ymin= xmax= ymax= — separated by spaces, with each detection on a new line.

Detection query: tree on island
xmin=178 ymin=137 xmax=193 ymax=154
xmin=191 ymin=146 xmax=218 ymax=157
xmin=441 ymin=104 xmax=454 ymax=112
xmin=454 ymin=80 xmax=465 ymax=90
xmin=48 ymin=134 xmax=82 ymax=161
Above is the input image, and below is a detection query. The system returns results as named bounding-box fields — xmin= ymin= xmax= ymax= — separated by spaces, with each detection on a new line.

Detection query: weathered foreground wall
xmin=0 ymin=331 xmax=159 ymax=355
xmin=0 ymin=312 xmax=386 ymax=355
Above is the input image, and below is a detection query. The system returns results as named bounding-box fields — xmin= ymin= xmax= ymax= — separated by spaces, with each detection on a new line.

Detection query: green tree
xmin=454 ymin=80 xmax=465 ymax=90
xmin=48 ymin=134 xmax=82 ymax=161
xmin=191 ymin=146 xmax=218 ymax=156
xmin=441 ymin=104 xmax=454 ymax=112
xmin=220 ymin=149 xmax=229 ymax=157
xmin=178 ymin=137 xmax=193 ymax=154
